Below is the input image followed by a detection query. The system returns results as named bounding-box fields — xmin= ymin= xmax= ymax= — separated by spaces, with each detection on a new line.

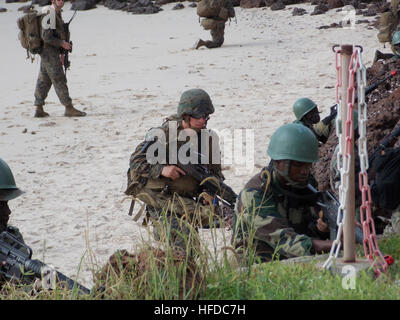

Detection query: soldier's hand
xmin=317 ymin=218 xmax=329 ymax=233
xmin=312 ymin=239 xmax=333 ymax=254
xmin=61 ymin=41 xmax=72 ymax=51
xmin=161 ymin=165 xmax=186 ymax=180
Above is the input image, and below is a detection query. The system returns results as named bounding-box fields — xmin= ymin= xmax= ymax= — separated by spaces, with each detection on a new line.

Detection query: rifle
xmin=369 ymin=124 xmax=400 ymax=166
xmin=307 ymin=184 xmax=364 ymax=244
xmin=62 ymin=10 xmax=77 ymax=79
xmin=326 ymin=70 xmax=397 ymax=124
xmin=174 ymin=162 xmax=237 ymax=209
xmin=0 ymin=231 xmax=90 ymax=295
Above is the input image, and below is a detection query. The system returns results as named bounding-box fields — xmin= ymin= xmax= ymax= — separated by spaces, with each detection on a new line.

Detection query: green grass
xmin=2 ymin=219 xmax=400 ymax=300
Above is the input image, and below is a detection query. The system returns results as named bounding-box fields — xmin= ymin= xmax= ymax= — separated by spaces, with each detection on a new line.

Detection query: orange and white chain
xmin=355 ymin=51 xmax=388 ymax=277
xmin=323 ymin=47 xmax=388 ymax=277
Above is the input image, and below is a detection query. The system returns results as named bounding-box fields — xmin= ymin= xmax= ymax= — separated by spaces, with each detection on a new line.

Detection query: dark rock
xmin=270 ymin=0 xmax=285 ymax=10
xmin=172 ymin=3 xmax=184 ymax=9
xmin=356 ymin=19 xmax=370 ymax=24
xmin=0 ymin=7 xmax=7 ymax=12
xmin=71 ymin=0 xmax=97 ymax=10
xmin=154 ymin=0 xmax=174 ymax=5
xmin=32 ymin=0 xmax=51 ymax=6
xmin=5 ymin=0 xmax=28 ymax=3
xmin=311 ymin=3 xmax=329 ymax=15
xmin=327 ymin=0 xmax=343 ymax=9
xmin=292 ymin=7 xmax=307 ymax=15
xmin=240 ymin=0 xmax=266 ymax=8
xmin=188 ymin=2 xmax=197 ymax=7
xmin=282 ymin=0 xmax=304 ymax=4
xmin=231 ymin=0 xmax=240 ymax=5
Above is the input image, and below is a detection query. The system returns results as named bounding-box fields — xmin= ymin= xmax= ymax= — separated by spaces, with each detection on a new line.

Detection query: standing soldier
xmin=232 ymin=123 xmax=333 ymax=263
xmin=195 ymin=0 xmax=235 ymax=50
xmin=292 ymin=97 xmax=336 ymax=145
xmin=34 ymin=0 xmax=86 ymax=118
xmin=125 ymin=89 xmax=225 ymax=256
xmin=0 ymin=158 xmax=25 ymax=242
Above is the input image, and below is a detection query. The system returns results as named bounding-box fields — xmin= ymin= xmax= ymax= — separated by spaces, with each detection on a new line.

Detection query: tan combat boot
xmin=34 ymin=105 xmax=50 ymax=118
xmin=64 ymin=105 xmax=87 ymax=117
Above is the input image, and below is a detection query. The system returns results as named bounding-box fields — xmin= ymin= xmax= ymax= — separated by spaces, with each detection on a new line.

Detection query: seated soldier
xmin=292 ymin=97 xmax=336 ymax=145
xmin=125 ymin=89 xmax=225 ymax=256
xmin=232 ymin=123 xmax=333 ymax=263
xmin=0 ymin=158 xmax=25 ymax=242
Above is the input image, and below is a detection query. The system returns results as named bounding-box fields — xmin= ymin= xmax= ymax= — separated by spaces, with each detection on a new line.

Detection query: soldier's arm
xmin=41 ymin=21 xmax=64 ymax=48
xmin=312 ymin=121 xmax=332 ymax=144
xmin=129 ymin=140 xmax=165 ymax=180
xmin=237 ymin=189 xmax=313 ymax=258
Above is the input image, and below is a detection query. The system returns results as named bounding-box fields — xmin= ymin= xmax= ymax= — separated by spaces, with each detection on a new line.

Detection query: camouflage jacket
xmin=233 ymin=167 xmax=327 ymax=260
xmin=126 ymin=115 xmax=224 ymax=198
xmin=293 ymin=119 xmax=332 ymax=144
xmin=41 ymin=10 xmax=67 ymax=51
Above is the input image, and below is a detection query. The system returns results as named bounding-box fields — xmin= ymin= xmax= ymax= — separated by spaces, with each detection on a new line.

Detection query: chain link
xmin=323 ymin=47 xmax=388 ymax=277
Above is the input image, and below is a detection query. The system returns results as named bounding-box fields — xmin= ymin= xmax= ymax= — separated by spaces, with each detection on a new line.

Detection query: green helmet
xmin=293 ymin=98 xmax=318 ymax=120
xmin=392 ymin=31 xmax=400 ymax=46
xmin=0 ymin=158 xmax=24 ymax=201
xmin=267 ymin=123 xmax=319 ymax=163
xmin=177 ymin=89 xmax=215 ymax=118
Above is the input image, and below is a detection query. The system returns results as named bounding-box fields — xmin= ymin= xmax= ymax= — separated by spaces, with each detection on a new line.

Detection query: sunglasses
xmin=191 ymin=114 xmax=210 ymax=120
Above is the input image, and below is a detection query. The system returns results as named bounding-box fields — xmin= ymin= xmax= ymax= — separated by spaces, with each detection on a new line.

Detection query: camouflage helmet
xmin=267 ymin=123 xmax=319 ymax=163
xmin=392 ymin=31 xmax=400 ymax=46
xmin=0 ymin=158 xmax=24 ymax=201
xmin=177 ymin=89 xmax=215 ymax=118
xmin=293 ymin=98 xmax=318 ymax=120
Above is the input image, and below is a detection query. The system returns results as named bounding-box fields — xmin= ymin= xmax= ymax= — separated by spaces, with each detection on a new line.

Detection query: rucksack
xmin=17 ymin=9 xmax=44 ymax=57
xmin=197 ymin=0 xmax=225 ymax=19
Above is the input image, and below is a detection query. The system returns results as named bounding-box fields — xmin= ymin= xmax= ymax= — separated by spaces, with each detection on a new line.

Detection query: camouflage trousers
xmin=204 ymin=23 xmax=225 ymax=48
xmin=136 ymin=186 xmax=218 ymax=256
xmin=34 ymin=48 xmax=72 ymax=107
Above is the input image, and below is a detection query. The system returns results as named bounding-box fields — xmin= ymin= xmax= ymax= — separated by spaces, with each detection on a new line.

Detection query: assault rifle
xmin=0 ymin=231 xmax=90 ymax=295
xmin=63 ymin=10 xmax=77 ymax=78
xmin=370 ymin=124 xmax=400 ymax=165
xmin=307 ymin=184 xmax=364 ymax=244
xmin=174 ymin=162 xmax=238 ymax=210
xmin=326 ymin=70 xmax=397 ymax=124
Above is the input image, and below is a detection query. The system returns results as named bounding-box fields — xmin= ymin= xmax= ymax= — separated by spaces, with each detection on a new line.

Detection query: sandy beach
xmin=0 ymin=0 xmax=387 ymax=287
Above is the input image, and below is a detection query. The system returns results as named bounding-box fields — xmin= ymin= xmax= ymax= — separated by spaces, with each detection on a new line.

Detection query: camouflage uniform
xmin=34 ymin=11 xmax=72 ymax=108
xmin=293 ymin=119 xmax=332 ymax=145
xmin=196 ymin=0 xmax=235 ymax=49
xmin=232 ymin=167 xmax=328 ymax=262
xmin=126 ymin=115 xmax=224 ymax=253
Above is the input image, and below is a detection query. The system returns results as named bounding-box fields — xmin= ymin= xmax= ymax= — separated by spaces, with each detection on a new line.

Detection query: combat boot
xmin=34 ymin=105 xmax=49 ymax=118
xmin=64 ymin=105 xmax=87 ymax=117
xmin=194 ymin=39 xmax=206 ymax=50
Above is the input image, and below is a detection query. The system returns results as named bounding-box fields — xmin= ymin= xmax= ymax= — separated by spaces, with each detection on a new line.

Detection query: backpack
xmin=197 ymin=0 xmax=225 ymax=19
xmin=17 ymin=9 xmax=44 ymax=56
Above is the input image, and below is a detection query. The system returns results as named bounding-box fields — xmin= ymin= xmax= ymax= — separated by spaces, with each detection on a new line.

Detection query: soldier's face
xmin=288 ymin=160 xmax=312 ymax=184
xmin=303 ymin=108 xmax=320 ymax=125
xmin=0 ymin=201 xmax=11 ymax=217
xmin=188 ymin=115 xmax=209 ymax=130
xmin=52 ymin=0 xmax=64 ymax=9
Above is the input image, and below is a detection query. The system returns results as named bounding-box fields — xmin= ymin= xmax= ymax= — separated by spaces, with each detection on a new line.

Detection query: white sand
xmin=0 ymin=0 xmax=387 ymax=287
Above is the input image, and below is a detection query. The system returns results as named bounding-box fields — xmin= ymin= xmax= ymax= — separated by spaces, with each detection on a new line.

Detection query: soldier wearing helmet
xmin=0 ymin=158 xmax=25 ymax=242
xmin=293 ymin=97 xmax=336 ymax=144
xmin=232 ymin=123 xmax=333 ymax=262
xmin=125 ymin=89 xmax=224 ymax=256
